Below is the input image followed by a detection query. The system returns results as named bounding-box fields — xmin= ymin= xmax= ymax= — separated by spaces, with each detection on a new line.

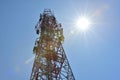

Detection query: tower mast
xmin=30 ymin=9 xmax=75 ymax=80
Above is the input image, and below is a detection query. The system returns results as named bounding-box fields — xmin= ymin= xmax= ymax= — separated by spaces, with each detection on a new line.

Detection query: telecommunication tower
xmin=30 ymin=9 xmax=75 ymax=80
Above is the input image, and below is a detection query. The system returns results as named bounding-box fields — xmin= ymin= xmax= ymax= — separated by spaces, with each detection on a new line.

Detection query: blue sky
xmin=0 ymin=0 xmax=120 ymax=80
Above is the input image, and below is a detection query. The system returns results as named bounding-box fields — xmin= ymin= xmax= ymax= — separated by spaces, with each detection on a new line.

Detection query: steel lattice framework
xmin=30 ymin=9 xmax=75 ymax=80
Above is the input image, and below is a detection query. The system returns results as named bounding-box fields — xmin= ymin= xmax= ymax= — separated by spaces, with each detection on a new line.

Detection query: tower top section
xmin=43 ymin=9 xmax=53 ymax=16
xmin=35 ymin=9 xmax=64 ymax=44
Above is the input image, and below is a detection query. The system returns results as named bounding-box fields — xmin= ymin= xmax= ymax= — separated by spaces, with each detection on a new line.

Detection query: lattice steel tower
xmin=30 ymin=9 xmax=75 ymax=80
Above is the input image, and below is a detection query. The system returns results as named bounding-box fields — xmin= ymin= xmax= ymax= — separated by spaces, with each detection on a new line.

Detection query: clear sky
xmin=0 ymin=0 xmax=120 ymax=80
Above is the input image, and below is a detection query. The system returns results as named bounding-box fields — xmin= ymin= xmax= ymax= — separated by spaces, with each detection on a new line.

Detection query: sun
xmin=76 ymin=17 xmax=91 ymax=31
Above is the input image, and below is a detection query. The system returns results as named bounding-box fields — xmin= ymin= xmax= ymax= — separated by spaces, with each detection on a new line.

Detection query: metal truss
xmin=30 ymin=9 xmax=75 ymax=80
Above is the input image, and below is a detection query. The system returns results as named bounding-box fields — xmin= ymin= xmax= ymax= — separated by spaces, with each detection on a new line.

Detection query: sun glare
xmin=76 ymin=17 xmax=91 ymax=31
